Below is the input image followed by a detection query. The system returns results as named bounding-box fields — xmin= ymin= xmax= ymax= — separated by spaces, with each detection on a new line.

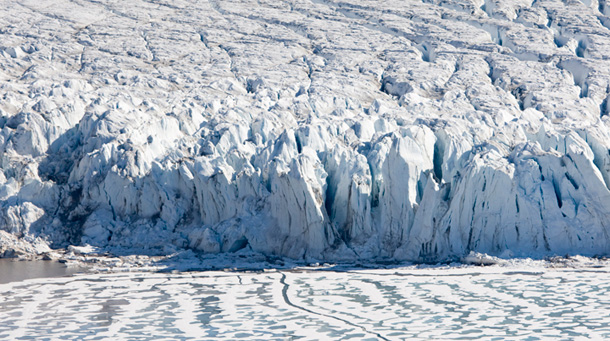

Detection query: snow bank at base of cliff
xmin=2 ymin=0 xmax=610 ymax=262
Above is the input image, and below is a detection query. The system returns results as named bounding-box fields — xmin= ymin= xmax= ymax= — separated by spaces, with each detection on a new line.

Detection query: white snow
xmin=1 ymin=263 xmax=610 ymax=339
xmin=1 ymin=0 xmax=610 ymax=262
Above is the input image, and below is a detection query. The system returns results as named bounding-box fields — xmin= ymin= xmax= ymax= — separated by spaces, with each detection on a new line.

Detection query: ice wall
xmin=2 ymin=0 xmax=610 ymax=261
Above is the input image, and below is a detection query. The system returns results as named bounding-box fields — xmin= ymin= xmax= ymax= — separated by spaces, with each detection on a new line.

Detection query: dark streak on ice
xmin=279 ymin=272 xmax=390 ymax=341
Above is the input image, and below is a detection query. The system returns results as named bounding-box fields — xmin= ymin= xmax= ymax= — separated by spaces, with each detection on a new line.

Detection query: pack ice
xmin=2 ymin=0 xmax=610 ymax=262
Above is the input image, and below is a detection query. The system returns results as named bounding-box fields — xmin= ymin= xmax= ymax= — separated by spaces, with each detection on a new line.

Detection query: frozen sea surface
xmin=1 ymin=265 xmax=610 ymax=340
xmin=0 ymin=259 xmax=79 ymax=284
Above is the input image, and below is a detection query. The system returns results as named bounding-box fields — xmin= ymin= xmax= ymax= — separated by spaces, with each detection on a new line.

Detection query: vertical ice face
xmin=1 ymin=0 xmax=610 ymax=261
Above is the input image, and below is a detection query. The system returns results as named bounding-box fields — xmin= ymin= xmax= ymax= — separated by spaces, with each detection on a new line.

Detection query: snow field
xmin=1 ymin=266 xmax=610 ymax=339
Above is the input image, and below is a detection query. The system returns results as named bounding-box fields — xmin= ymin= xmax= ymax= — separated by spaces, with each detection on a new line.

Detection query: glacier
xmin=2 ymin=0 xmax=610 ymax=262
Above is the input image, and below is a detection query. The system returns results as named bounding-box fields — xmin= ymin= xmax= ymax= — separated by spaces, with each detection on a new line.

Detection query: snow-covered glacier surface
xmin=3 ymin=0 xmax=610 ymax=262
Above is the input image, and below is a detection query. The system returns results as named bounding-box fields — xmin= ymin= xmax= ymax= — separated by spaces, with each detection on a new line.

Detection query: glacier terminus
xmin=1 ymin=0 xmax=610 ymax=263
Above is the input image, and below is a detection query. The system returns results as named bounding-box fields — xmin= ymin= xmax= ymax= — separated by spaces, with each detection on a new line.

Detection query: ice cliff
xmin=2 ymin=0 xmax=610 ymax=261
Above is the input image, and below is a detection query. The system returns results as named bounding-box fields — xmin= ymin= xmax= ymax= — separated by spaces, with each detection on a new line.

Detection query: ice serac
xmin=2 ymin=0 xmax=610 ymax=262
